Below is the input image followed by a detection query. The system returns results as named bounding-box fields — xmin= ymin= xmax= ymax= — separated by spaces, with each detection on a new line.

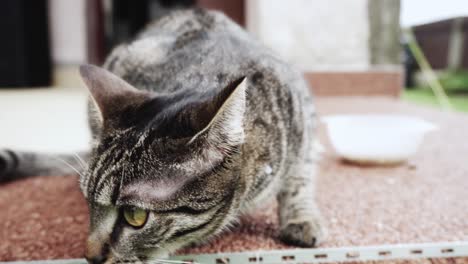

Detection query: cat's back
xmin=103 ymin=9 xmax=298 ymax=96
xmin=102 ymin=8 xmax=313 ymax=135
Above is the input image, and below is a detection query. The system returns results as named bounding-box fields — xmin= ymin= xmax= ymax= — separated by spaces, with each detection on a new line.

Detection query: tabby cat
xmin=0 ymin=9 xmax=325 ymax=263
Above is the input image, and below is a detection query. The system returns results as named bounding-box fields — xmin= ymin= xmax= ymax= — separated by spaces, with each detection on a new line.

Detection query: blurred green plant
xmin=404 ymin=28 xmax=453 ymax=110
xmin=403 ymin=28 xmax=468 ymax=112
xmin=438 ymin=70 xmax=468 ymax=93
xmin=403 ymin=87 xmax=468 ymax=112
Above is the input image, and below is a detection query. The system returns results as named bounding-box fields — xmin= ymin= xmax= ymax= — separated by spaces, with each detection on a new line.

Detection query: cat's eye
xmin=123 ymin=207 xmax=148 ymax=228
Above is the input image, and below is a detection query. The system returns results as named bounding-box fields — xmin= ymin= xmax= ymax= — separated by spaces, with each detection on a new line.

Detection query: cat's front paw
xmin=279 ymin=218 xmax=326 ymax=247
xmin=0 ymin=149 xmax=16 ymax=183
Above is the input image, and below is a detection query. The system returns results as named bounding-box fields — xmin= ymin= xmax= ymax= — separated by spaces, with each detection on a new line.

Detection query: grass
xmin=438 ymin=70 xmax=468 ymax=92
xmin=403 ymin=70 xmax=468 ymax=113
xmin=403 ymin=87 xmax=468 ymax=112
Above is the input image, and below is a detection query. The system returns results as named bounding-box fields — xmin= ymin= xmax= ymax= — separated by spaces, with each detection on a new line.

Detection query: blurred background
xmin=0 ymin=0 xmax=467 ymax=152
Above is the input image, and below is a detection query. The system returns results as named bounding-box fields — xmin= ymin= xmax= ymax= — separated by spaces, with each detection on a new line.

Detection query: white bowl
xmin=322 ymin=114 xmax=437 ymax=165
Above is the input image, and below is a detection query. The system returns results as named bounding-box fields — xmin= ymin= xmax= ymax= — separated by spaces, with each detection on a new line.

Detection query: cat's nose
xmin=85 ymin=255 xmax=108 ymax=264
xmin=85 ymin=238 xmax=110 ymax=264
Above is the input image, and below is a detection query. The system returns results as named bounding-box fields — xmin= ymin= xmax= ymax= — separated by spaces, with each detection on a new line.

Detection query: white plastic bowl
xmin=322 ymin=114 xmax=437 ymax=165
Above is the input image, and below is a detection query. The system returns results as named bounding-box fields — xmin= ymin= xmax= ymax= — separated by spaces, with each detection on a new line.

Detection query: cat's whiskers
xmin=73 ymin=152 xmax=87 ymax=170
xmin=52 ymin=156 xmax=84 ymax=177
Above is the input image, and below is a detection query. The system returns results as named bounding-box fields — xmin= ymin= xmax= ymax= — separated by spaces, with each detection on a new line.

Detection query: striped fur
xmin=0 ymin=9 xmax=325 ymax=263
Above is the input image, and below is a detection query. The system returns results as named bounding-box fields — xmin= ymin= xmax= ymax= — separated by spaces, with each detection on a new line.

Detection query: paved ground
xmin=1 ymin=97 xmax=467 ymax=263
xmin=0 ymin=67 xmax=90 ymax=153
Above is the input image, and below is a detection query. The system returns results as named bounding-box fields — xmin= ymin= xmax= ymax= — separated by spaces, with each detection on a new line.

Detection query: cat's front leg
xmin=0 ymin=149 xmax=88 ymax=182
xmin=277 ymin=147 xmax=326 ymax=247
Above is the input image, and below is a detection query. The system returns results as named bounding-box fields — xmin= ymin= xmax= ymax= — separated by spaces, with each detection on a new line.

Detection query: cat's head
xmin=79 ymin=65 xmax=247 ymax=263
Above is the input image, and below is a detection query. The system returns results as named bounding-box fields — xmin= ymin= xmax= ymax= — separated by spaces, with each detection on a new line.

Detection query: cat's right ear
xmin=79 ymin=65 xmax=150 ymax=128
xmin=188 ymin=77 xmax=247 ymax=151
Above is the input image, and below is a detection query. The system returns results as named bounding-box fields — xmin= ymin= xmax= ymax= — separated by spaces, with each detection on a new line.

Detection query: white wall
xmin=49 ymin=0 xmax=87 ymax=64
xmin=247 ymin=0 xmax=371 ymax=71
xmin=48 ymin=0 xmax=385 ymax=68
xmin=401 ymin=0 xmax=468 ymax=27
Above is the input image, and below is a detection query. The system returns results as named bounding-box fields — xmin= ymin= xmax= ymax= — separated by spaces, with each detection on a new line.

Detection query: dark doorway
xmin=86 ymin=0 xmax=245 ymax=65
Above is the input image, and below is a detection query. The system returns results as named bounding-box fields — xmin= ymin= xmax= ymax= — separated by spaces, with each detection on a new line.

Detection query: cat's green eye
xmin=123 ymin=207 xmax=148 ymax=228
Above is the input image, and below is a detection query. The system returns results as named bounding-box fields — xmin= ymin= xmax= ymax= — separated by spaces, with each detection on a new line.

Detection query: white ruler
xmin=2 ymin=241 xmax=468 ymax=264
xmin=171 ymin=241 xmax=468 ymax=263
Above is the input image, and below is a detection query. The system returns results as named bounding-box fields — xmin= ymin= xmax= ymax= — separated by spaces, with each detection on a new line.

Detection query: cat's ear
xmin=189 ymin=77 xmax=247 ymax=151
xmin=79 ymin=64 xmax=150 ymax=126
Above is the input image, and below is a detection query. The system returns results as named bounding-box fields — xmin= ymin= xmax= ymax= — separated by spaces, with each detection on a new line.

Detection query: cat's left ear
xmin=189 ymin=77 xmax=247 ymax=151
xmin=79 ymin=64 xmax=151 ymax=129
